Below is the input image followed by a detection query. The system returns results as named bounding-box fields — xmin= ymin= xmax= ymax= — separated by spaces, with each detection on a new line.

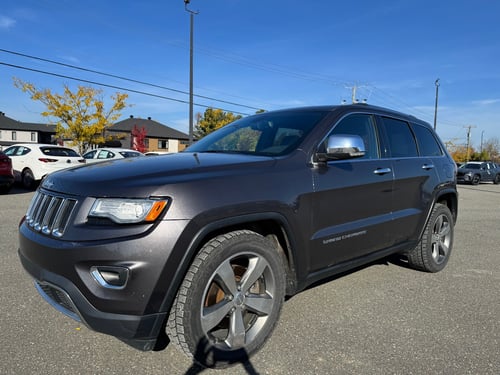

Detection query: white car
xmin=3 ymin=143 xmax=85 ymax=189
xmin=82 ymin=148 xmax=144 ymax=163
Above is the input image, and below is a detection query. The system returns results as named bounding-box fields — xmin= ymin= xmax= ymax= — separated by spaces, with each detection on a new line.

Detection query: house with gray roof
xmin=0 ymin=111 xmax=56 ymax=150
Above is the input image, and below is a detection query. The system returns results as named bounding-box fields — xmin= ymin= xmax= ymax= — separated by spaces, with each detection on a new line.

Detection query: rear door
xmin=378 ymin=117 xmax=440 ymax=245
xmin=308 ymin=113 xmax=395 ymax=270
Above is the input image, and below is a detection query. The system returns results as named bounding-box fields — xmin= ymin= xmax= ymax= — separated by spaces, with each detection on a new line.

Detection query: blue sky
xmin=1 ymin=0 xmax=499 ymax=149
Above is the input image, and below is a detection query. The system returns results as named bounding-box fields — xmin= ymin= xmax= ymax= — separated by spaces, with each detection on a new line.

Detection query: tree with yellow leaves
xmin=194 ymin=108 xmax=242 ymax=139
xmin=13 ymin=78 xmax=128 ymax=154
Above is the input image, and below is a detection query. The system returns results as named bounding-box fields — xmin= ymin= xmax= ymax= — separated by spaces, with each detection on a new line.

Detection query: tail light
xmin=38 ymin=158 xmax=58 ymax=163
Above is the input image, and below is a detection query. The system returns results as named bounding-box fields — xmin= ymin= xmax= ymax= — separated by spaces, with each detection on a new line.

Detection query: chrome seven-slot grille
xmin=25 ymin=190 xmax=77 ymax=238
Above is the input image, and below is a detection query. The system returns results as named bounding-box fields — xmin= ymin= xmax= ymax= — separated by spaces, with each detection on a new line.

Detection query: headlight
xmin=89 ymin=198 xmax=168 ymax=224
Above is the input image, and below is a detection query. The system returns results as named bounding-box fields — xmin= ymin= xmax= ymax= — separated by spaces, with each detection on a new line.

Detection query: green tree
xmin=13 ymin=78 xmax=128 ymax=154
xmin=194 ymin=108 xmax=242 ymax=139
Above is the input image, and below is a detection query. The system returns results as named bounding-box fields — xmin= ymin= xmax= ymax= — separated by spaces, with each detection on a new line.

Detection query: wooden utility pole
xmin=464 ymin=125 xmax=476 ymax=162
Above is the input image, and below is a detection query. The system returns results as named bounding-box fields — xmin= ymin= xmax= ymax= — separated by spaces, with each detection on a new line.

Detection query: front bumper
xmin=19 ymin=247 xmax=167 ymax=350
xmin=18 ymin=217 xmax=189 ymax=350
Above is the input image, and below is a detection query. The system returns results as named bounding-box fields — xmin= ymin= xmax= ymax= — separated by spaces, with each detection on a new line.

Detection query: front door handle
xmin=373 ymin=167 xmax=392 ymax=175
xmin=422 ymin=164 xmax=435 ymax=170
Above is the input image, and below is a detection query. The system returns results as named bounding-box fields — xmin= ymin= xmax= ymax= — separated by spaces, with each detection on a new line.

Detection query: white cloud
xmin=471 ymin=99 xmax=500 ymax=106
xmin=0 ymin=15 xmax=16 ymax=29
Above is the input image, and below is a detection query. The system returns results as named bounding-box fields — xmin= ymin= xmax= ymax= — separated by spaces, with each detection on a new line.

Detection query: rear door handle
xmin=373 ymin=167 xmax=392 ymax=175
xmin=422 ymin=164 xmax=435 ymax=170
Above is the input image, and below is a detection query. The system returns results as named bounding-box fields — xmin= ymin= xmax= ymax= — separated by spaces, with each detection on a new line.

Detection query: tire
xmin=407 ymin=203 xmax=454 ymax=273
xmin=471 ymin=174 xmax=480 ymax=185
xmin=166 ymin=230 xmax=286 ymax=368
xmin=494 ymin=174 xmax=500 ymax=185
xmin=22 ymin=169 xmax=35 ymax=189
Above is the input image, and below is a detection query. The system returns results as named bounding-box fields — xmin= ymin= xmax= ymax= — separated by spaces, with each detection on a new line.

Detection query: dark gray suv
xmin=18 ymin=104 xmax=458 ymax=368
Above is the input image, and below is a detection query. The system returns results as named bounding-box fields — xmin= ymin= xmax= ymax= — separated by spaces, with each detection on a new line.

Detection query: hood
xmin=41 ymin=152 xmax=277 ymax=197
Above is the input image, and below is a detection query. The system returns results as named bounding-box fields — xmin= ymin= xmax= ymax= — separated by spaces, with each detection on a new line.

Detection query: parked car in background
xmin=456 ymin=161 xmax=500 ymax=185
xmin=0 ymin=150 xmax=15 ymax=194
xmin=83 ymin=148 xmax=144 ymax=163
xmin=3 ymin=144 xmax=84 ymax=189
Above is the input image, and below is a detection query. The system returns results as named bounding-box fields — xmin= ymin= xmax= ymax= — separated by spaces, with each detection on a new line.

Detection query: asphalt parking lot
xmin=1 ymin=184 xmax=499 ymax=375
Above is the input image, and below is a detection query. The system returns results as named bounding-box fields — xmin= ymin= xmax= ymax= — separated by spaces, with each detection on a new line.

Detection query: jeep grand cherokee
xmin=18 ymin=104 xmax=458 ymax=368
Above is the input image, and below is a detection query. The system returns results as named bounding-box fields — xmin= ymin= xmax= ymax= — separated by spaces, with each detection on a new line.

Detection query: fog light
xmin=91 ymin=266 xmax=129 ymax=289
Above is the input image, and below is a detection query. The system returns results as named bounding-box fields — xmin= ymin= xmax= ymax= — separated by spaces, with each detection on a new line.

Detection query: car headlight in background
xmin=89 ymin=198 xmax=169 ymax=224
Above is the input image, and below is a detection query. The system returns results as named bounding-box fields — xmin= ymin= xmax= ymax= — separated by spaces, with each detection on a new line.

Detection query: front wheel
xmin=407 ymin=203 xmax=454 ymax=273
xmin=471 ymin=174 xmax=480 ymax=185
xmin=166 ymin=230 xmax=286 ymax=368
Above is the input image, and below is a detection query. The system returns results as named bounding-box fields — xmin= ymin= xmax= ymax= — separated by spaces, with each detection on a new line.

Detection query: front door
xmin=308 ymin=114 xmax=395 ymax=271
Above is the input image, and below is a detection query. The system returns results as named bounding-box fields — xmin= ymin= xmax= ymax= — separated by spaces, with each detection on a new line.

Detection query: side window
xmin=327 ymin=114 xmax=379 ymax=159
xmin=382 ymin=117 xmax=418 ymax=158
xmin=3 ymin=146 xmax=17 ymax=156
xmin=411 ymin=124 xmax=443 ymax=156
xmin=18 ymin=146 xmax=30 ymax=156
xmin=97 ymin=150 xmax=114 ymax=159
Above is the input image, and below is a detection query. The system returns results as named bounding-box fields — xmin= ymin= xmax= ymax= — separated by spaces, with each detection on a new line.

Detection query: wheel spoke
xmin=201 ymin=300 xmax=233 ymax=332
xmin=245 ymin=294 xmax=273 ymax=316
xmin=438 ymin=221 xmax=451 ymax=237
xmin=439 ymin=241 xmax=449 ymax=257
xmin=240 ymin=256 xmax=268 ymax=293
xmin=214 ymin=259 xmax=238 ymax=296
xmin=226 ymin=307 xmax=246 ymax=348
xmin=434 ymin=215 xmax=444 ymax=233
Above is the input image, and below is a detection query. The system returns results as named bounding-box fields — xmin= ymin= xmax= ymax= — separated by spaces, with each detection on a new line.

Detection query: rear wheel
xmin=166 ymin=230 xmax=286 ymax=368
xmin=407 ymin=203 xmax=454 ymax=272
xmin=22 ymin=168 xmax=35 ymax=189
xmin=494 ymin=174 xmax=500 ymax=184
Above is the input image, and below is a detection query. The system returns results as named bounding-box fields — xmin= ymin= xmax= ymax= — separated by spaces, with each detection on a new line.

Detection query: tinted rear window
xmin=41 ymin=147 xmax=80 ymax=157
xmin=411 ymin=124 xmax=443 ymax=156
xmin=381 ymin=117 xmax=418 ymax=158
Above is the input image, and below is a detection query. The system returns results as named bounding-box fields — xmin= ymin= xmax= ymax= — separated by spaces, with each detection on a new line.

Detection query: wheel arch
xmin=434 ymin=189 xmax=458 ymax=224
xmin=416 ymin=188 xmax=458 ymax=244
xmin=158 ymin=212 xmax=300 ymax=315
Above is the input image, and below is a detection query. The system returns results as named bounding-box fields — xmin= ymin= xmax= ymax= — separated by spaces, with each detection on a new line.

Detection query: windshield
xmin=463 ymin=163 xmax=481 ymax=169
xmin=186 ymin=110 xmax=329 ymax=156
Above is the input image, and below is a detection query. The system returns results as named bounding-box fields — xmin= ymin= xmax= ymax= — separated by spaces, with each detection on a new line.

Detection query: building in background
xmin=110 ymin=115 xmax=189 ymax=153
xmin=0 ymin=112 xmax=55 ymax=150
xmin=0 ymin=112 xmax=189 ymax=153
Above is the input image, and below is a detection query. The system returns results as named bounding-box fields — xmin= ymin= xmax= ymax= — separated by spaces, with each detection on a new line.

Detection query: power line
xmin=0 ymin=48 xmax=263 ymax=112
xmin=0 ymin=61 xmax=253 ymax=116
xmin=0 ymin=49 xmax=466 ymax=130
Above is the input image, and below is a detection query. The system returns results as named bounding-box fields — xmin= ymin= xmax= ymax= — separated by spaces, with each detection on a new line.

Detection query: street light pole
xmin=433 ymin=78 xmax=440 ymax=131
xmin=184 ymin=0 xmax=198 ymax=145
